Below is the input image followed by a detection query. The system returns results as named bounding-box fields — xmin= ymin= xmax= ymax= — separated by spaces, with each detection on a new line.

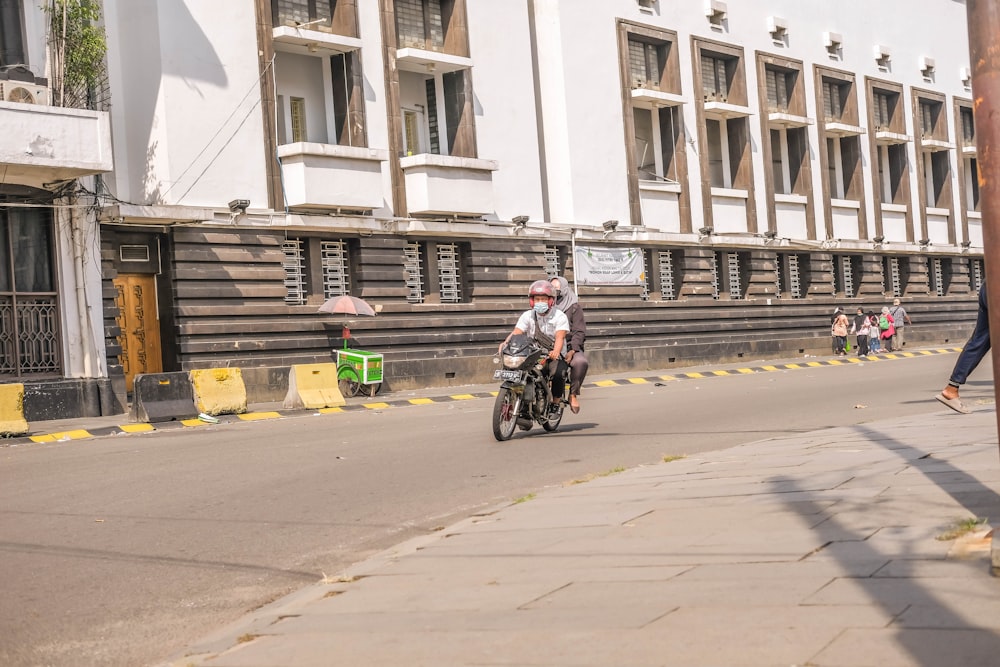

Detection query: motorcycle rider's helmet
xmin=528 ymin=279 xmax=555 ymax=307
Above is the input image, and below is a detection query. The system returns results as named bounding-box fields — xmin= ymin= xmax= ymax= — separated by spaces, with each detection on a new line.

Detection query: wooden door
xmin=113 ymin=274 xmax=162 ymax=392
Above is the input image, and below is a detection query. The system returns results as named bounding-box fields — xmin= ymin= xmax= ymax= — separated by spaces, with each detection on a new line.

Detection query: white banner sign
xmin=573 ymin=246 xmax=645 ymax=286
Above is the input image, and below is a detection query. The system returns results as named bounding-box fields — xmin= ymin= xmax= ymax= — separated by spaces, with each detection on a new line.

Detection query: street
xmin=0 ymin=351 xmax=992 ymax=666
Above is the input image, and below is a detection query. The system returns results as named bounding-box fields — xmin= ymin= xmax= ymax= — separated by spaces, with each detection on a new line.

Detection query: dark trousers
xmin=855 ymin=334 xmax=869 ymax=356
xmin=545 ymin=358 xmax=568 ymax=400
xmin=950 ymin=285 xmax=990 ymax=387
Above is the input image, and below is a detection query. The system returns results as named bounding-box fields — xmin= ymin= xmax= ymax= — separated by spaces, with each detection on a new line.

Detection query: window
xmin=289 ymin=97 xmax=307 ymax=143
xmin=658 ymin=250 xmax=681 ymax=300
xmin=398 ymin=69 xmax=475 ymax=157
xmin=701 ymin=53 xmax=732 ymax=102
xmin=0 ymin=0 xmax=25 ymax=68
xmin=929 ymin=257 xmax=945 ymax=297
xmin=883 ymin=256 xmax=902 ymax=297
xmin=634 ymin=106 xmax=679 ymax=183
xmin=403 ymin=242 xmax=425 ymax=303
xmin=629 ymin=38 xmax=667 ymax=89
xmin=970 ymin=258 xmax=984 ymax=291
xmin=321 ymin=240 xmax=351 ymax=298
xmin=876 ymin=142 xmax=907 ymax=205
xmin=437 ymin=243 xmax=462 ymax=303
xmin=873 ymin=91 xmax=894 ymax=130
xmin=834 ymin=255 xmax=861 ymax=298
xmin=919 ymin=100 xmax=940 ymax=139
xmin=282 ymin=239 xmax=307 ymax=305
xmin=396 ymin=0 xmax=445 ymax=51
xmin=273 ymin=0 xmax=334 ymax=28
xmin=961 ymin=106 xmax=975 ymax=146
xmin=0 ymin=209 xmax=61 ymax=377
xmin=822 ymin=80 xmax=846 ymax=120
xmin=544 ymin=246 xmax=565 ymax=278
xmin=765 ymin=67 xmax=792 ymax=112
xmin=401 ymin=241 xmax=467 ymax=303
xmin=916 ymin=94 xmax=952 ymax=210
xmin=715 ymin=250 xmax=750 ymax=300
xmin=776 ymin=253 xmax=809 ymax=299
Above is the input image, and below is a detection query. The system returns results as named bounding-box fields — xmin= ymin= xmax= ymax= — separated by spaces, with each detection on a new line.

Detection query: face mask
xmin=533 ymin=302 xmax=550 ymax=314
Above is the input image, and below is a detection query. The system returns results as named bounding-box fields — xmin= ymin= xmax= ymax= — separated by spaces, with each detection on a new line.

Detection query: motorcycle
xmin=491 ymin=333 xmax=567 ymax=441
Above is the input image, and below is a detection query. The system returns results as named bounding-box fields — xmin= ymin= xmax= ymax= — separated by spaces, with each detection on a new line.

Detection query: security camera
xmin=699 ymin=227 xmax=714 ymax=236
xmin=228 ymin=199 xmax=250 ymax=214
xmin=512 ymin=215 xmax=529 ymax=226
xmin=602 ymin=219 xmax=619 ymax=232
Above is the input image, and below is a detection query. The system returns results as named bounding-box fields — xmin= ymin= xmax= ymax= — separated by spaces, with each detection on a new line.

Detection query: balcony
xmin=272 ymin=25 xmax=362 ymax=56
xmin=631 ymin=88 xmax=686 ymax=110
xmin=0 ymin=101 xmax=112 ymax=190
xmin=278 ymin=143 xmax=389 ymax=211
xmin=396 ymin=48 xmax=472 ymax=74
xmin=400 ymin=154 xmax=498 ymax=216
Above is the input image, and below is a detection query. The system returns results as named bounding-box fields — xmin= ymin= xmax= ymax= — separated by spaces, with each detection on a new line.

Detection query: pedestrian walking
xmin=831 ymin=307 xmax=849 ymax=356
xmin=850 ymin=307 xmax=870 ymax=356
xmin=936 ymin=284 xmax=989 ymax=414
xmin=879 ymin=306 xmax=896 ymax=351
xmin=550 ymin=276 xmax=588 ymax=414
xmin=868 ymin=310 xmax=882 ymax=353
xmin=889 ymin=298 xmax=912 ymax=350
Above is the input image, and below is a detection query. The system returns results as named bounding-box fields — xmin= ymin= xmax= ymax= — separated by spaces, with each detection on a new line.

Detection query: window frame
xmin=912 ymin=87 xmax=954 ymax=244
xmin=866 ymin=77 xmax=912 ymax=241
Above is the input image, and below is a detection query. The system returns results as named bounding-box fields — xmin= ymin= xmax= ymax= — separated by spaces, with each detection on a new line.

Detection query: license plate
xmin=493 ymin=369 xmax=524 ymax=382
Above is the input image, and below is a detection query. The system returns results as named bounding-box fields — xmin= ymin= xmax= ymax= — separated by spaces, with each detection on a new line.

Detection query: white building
xmin=1 ymin=0 xmax=984 ymax=417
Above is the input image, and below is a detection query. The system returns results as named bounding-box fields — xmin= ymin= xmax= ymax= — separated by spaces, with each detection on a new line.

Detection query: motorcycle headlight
xmin=503 ymin=354 xmax=529 ymax=368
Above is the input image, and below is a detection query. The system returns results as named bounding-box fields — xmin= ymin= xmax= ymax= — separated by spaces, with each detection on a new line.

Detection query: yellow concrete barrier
xmin=189 ymin=368 xmax=248 ymax=416
xmin=283 ymin=363 xmax=345 ymax=410
xmin=0 ymin=383 xmax=28 ymax=437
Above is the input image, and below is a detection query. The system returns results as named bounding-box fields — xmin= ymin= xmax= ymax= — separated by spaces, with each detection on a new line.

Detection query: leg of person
xmin=568 ymin=352 xmax=589 ymax=413
xmin=938 ymin=288 xmax=990 ymax=413
xmin=549 ymin=358 xmax=567 ymax=401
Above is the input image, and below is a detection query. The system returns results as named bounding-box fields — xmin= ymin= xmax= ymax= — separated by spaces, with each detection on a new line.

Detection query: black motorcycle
xmin=491 ymin=333 xmax=567 ymax=441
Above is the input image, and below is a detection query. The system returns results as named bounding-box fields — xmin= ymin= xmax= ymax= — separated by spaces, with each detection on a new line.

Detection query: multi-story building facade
xmin=1 ymin=0 xmax=984 ymax=419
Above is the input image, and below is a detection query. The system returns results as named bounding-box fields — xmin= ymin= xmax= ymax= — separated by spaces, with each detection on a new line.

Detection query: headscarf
xmin=881 ymin=306 xmax=890 ymax=314
xmin=552 ymin=276 xmax=579 ymax=311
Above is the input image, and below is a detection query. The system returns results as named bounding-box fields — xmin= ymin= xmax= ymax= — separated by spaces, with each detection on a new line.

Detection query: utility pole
xmin=966 ymin=0 xmax=1000 ymax=573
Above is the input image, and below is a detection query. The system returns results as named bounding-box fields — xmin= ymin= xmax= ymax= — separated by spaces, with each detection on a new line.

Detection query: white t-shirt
xmin=515 ymin=307 xmax=569 ymax=352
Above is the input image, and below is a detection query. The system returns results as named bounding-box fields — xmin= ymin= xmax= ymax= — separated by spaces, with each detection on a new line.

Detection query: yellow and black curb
xmin=0 ymin=348 xmax=961 ymax=447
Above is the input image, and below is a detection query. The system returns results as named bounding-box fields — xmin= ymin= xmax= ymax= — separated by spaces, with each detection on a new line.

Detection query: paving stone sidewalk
xmin=162 ymin=406 xmax=1000 ymax=667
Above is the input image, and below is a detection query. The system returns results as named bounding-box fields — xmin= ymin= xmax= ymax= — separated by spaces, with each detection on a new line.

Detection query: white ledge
xmin=396 ymin=48 xmax=473 ymax=74
xmin=400 ymin=153 xmax=498 ymax=171
xmin=969 ymin=211 xmax=982 ymax=219
xmin=277 ymin=142 xmax=388 ymax=161
xmin=703 ymin=100 xmax=752 ymax=118
xmin=875 ymin=129 xmax=911 ymax=145
xmin=921 ymin=138 xmax=955 ymax=152
xmin=825 ymin=121 xmax=866 ymax=137
xmin=710 ymin=187 xmax=749 ymax=199
xmin=926 ymin=207 xmax=951 ymax=217
xmin=631 ymin=88 xmax=686 ymax=109
xmin=830 ymin=198 xmax=861 ymax=209
xmin=962 ymin=144 xmax=977 ymax=156
xmin=768 ymin=112 xmax=813 ymax=128
xmin=104 ymin=204 xmax=214 ymax=223
xmin=638 ymin=179 xmax=682 ymax=194
xmin=272 ymin=26 xmax=362 ymax=55
xmin=881 ymin=203 xmax=908 ymax=213
xmin=775 ymin=193 xmax=808 ymax=205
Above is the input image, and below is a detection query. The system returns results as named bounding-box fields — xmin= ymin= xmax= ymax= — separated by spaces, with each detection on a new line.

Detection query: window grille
xmin=544 ymin=246 xmax=561 ymax=278
xmin=961 ymin=106 xmax=976 ymax=145
xmin=885 ymin=256 xmax=901 ymax=297
xmin=725 ymin=252 xmax=742 ymax=299
xmin=437 ymin=243 xmax=462 ymax=303
xmin=930 ymin=258 xmax=944 ymax=297
xmin=711 ymin=253 xmax=721 ymax=299
xmin=403 ymin=242 xmax=425 ymax=303
xmin=396 ymin=0 xmax=444 ymax=51
xmin=628 ymin=39 xmax=662 ymax=89
xmin=765 ymin=67 xmax=789 ymax=112
xmin=701 ymin=54 xmax=729 ymax=101
xmin=971 ymin=258 xmax=984 ymax=291
xmin=839 ymin=255 xmax=855 ymax=297
xmin=321 ymin=240 xmax=351 ymax=299
xmin=274 ymin=0 xmax=331 ymax=27
xmin=776 ymin=253 xmax=803 ymax=299
xmin=659 ymin=250 xmax=677 ymax=300
xmin=874 ymin=91 xmax=892 ymax=129
xmin=822 ymin=80 xmax=844 ymax=120
xmin=282 ymin=240 xmax=306 ymax=305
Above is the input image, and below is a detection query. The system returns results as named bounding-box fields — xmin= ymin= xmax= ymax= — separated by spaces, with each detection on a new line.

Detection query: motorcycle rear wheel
xmin=492 ymin=387 xmax=519 ymax=441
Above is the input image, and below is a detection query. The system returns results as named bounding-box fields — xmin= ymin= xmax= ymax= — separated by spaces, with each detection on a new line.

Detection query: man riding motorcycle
xmin=498 ymin=280 xmax=569 ymax=410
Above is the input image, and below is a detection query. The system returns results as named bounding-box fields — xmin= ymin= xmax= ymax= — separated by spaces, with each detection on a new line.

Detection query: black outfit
xmin=852 ymin=313 xmax=869 ymax=356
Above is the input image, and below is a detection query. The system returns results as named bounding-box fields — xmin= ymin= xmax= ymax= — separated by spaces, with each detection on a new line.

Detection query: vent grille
xmin=321 ymin=240 xmax=350 ymax=298
xmin=120 ymin=245 xmax=150 ymax=262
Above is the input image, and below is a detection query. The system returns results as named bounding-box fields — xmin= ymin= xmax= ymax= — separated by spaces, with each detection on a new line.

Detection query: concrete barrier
xmin=283 ymin=363 xmax=345 ymax=409
xmin=0 ymin=383 xmax=29 ymax=436
xmin=190 ymin=368 xmax=248 ymax=416
xmin=130 ymin=372 xmax=199 ymax=423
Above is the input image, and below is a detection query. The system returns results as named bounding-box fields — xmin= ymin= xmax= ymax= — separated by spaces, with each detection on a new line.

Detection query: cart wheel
xmin=337 ymin=365 xmax=362 ymax=397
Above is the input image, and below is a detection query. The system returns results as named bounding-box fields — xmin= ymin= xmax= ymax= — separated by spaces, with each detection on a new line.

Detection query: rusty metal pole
xmin=967 ymin=1 xmax=1000 ymax=446
xmin=967 ymin=0 xmax=1000 ymax=574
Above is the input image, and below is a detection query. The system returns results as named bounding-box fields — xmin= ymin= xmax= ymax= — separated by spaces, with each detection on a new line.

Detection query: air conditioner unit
xmin=0 ymin=82 xmax=50 ymax=106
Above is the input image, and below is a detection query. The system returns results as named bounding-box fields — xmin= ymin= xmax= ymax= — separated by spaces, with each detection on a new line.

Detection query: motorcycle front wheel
xmin=542 ymin=402 xmax=563 ymax=432
xmin=492 ymin=387 xmax=520 ymax=441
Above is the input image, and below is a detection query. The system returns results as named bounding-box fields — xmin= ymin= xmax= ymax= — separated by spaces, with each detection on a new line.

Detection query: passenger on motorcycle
xmin=499 ymin=280 xmax=570 ymax=407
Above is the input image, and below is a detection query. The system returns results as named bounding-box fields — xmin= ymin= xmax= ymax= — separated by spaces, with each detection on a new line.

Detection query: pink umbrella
xmin=317 ymin=295 xmax=376 ymax=317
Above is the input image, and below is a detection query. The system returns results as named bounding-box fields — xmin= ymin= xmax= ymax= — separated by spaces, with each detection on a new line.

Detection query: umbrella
xmin=317 ymin=295 xmax=377 ymax=317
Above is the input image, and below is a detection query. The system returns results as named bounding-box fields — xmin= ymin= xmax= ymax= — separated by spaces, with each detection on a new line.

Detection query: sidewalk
xmin=161 ymin=403 xmax=1000 ymax=666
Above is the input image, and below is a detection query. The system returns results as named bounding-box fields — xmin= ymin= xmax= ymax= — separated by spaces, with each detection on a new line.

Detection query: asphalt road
xmin=0 ymin=351 xmax=993 ymax=666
